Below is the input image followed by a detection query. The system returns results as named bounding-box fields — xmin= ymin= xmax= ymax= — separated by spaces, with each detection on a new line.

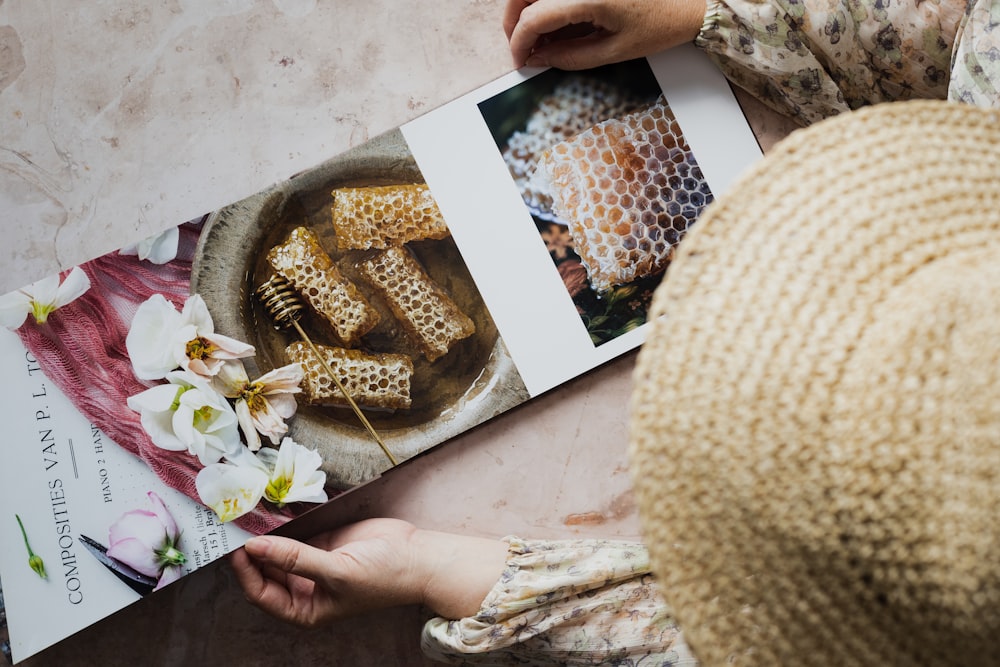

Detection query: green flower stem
xmin=16 ymin=514 xmax=47 ymax=579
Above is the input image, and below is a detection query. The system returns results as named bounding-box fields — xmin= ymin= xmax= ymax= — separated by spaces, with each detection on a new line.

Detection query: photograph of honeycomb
xmin=479 ymin=60 xmax=715 ymax=346
xmin=260 ymin=184 xmax=482 ymax=417
xmin=191 ymin=129 xmax=531 ymax=490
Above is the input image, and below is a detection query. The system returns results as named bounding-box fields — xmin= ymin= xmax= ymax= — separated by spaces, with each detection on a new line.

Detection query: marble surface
xmin=0 ymin=0 xmax=513 ymax=295
xmin=2 ymin=1 xmax=797 ymax=664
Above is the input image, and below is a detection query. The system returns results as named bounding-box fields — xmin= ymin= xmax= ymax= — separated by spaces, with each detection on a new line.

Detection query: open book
xmin=0 ymin=46 xmax=761 ymax=663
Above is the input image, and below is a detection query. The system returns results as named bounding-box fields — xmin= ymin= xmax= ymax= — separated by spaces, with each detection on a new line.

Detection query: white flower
xmin=126 ymin=293 xmax=254 ymax=381
xmin=195 ymin=460 xmax=269 ymax=523
xmin=119 ymin=226 xmax=180 ymax=265
xmin=126 ymin=370 xmax=243 ymax=465
xmin=194 ymin=437 xmax=327 ymax=522
xmin=259 ymin=438 xmax=328 ymax=507
xmin=214 ymin=360 xmax=303 ymax=451
xmin=0 ymin=267 xmax=91 ymax=329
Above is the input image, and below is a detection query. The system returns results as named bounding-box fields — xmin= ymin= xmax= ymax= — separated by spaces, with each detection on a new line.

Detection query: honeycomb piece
xmin=287 ymin=341 xmax=413 ymax=410
xmin=331 ymin=184 xmax=450 ymax=250
xmin=357 ymin=246 xmax=475 ymax=362
xmin=502 ymin=76 xmax=647 ymax=215
xmin=267 ymin=226 xmax=379 ymax=347
xmin=534 ymin=96 xmax=714 ymax=292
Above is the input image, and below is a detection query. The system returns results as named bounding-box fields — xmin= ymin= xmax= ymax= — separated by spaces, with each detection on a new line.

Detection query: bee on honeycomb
xmin=502 ymin=76 xmax=648 ymax=217
xmin=533 ymin=96 xmax=714 ymax=292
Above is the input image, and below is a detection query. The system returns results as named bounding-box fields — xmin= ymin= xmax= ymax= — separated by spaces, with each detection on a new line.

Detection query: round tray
xmin=190 ymin=129 xmax=529 ymax=489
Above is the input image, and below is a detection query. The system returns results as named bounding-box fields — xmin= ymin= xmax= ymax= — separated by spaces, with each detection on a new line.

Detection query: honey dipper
xmin=255 ymin=274 xmax=399 ymax=466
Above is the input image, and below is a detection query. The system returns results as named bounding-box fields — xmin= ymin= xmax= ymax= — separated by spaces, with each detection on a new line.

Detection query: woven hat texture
xmin=629 ymin=99 xmax=1000 ymax=666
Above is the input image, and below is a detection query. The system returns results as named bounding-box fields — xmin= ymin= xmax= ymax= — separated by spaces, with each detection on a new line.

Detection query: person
xmin=503 ymin=0 xmax=998 ymax=122
xmin=230 ymin=2 xmax=1000 ymax=664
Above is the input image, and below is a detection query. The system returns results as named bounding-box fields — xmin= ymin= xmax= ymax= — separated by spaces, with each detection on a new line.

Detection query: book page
xmin=403 ymin=46 xmax=761 ymax=395
xmin=0 ymin=329 xmax=250 ymax=662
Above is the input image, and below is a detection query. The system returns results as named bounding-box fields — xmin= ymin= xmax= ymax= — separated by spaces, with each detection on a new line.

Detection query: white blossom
xmin=214 ymin=360 xmax=303 ymax=451
xmin=119 ymin=226 xmax=180 ymax=265
xmin=0 ymin=267 xmax=91 ymax=329
xmin=126 ymin=293 xmax=254 ymax=381
xmin=126 ymin=369 xmax=243 ymax=465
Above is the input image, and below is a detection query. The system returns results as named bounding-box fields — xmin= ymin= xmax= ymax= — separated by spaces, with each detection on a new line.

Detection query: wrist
xmin=410 ymin=529 xmax=510 ymax=619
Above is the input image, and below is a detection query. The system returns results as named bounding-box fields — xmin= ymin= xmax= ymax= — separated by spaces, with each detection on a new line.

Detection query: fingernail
xmin=525 ymin=54 xmax=547 ymax=67
xmin=245 ymin=535 xmax=272 ymax=554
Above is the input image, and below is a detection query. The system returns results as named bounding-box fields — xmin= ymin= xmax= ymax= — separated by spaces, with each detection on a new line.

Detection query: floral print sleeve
xmin=695 ymin=0 xmax=998 ymax=125
xmin=420 ymin=537 xmax=696 ymax=666
xmin=948 ymin=0 xmax=1000 ymax=105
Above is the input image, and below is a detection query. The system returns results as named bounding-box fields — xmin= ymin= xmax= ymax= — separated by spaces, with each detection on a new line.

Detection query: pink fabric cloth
xmin=16 ymin=220 xmax=291 ymax=535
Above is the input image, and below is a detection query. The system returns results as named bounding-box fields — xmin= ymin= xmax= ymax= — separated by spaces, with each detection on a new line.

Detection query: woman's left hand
xmin=504 ymin=0 xmax=706 ymax=69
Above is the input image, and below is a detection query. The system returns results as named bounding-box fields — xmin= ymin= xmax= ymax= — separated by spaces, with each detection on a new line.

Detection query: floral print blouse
xmin=421 ymin=0 xmax=1000 ymax=663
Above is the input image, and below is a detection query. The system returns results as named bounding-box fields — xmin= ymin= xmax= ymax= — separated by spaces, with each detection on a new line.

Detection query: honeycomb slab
xmin=358 ymin=246 xmax=475 ymax=362
xmin=267 ymin=226 xmax=379 ymax=347
xmin=332 ymin=184 xmax=450 ymax=250
xmin=534 ymin=96 xmax=714 ymax=292
xmin=502 ymin=76 xmax=645 ymax=216
xmin=287 ymin=341 xmax=413 ymax=410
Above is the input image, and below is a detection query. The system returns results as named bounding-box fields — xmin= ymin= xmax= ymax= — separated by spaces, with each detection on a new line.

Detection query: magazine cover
xmin=0 ymin=46 xmax=761 ymax=663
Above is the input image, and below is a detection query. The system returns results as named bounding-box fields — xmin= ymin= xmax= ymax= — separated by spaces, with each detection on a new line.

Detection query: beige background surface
xmin=3 ymin=1 xmax=794 ymax=664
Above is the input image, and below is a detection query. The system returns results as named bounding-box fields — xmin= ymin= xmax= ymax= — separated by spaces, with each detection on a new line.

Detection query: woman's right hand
xmin=230 ymin=518 xmax=509 ymax=627
xmin=504 ymin=0 xmax=706 ymax=70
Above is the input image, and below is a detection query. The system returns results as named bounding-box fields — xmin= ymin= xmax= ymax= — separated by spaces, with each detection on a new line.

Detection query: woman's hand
xmin=230 ymin=518 xmax=509 ymax=627
xmin=504 ymin=0 xmax=706 ymax=69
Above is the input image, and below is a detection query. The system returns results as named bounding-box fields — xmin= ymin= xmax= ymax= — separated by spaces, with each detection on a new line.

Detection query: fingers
xmin=529 ymin=31 xmax=623 ymax=70
xmin=230 ymin=546 xmax=265 ymax=598
xmin=503 ymin=0 xmax=534 ymax=40
xmin=233 ymin=537 xmax=335 ymax=627
xmin=244 ymin=535 xmax=332 ymax=582
xmin=508 ymin=0 xmax=605 ymax=67
xmin=505 ymin=0 xmax=705 ymax=69
xmin=230 ymin=544 xmax=293 ymax=615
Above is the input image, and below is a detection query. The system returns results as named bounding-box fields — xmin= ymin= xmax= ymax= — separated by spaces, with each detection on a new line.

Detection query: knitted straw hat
xmin=629 ymin=99 xmax=1000 ymax=666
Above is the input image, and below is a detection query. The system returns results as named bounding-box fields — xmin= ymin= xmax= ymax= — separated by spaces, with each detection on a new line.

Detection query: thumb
xmin=244 ymin=535 xmax=335 ymax=582
xmin=528 ymin=36 xmax=627 ymax=70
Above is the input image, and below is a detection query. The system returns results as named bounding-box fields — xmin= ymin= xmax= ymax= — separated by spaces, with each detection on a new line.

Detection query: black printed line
xmin=69 ymin=438 xmax=79 ymax=479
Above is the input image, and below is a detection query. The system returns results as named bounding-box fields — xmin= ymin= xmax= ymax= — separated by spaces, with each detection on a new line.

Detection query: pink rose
xmin=106 ymin=491 xmax=187 ymax=590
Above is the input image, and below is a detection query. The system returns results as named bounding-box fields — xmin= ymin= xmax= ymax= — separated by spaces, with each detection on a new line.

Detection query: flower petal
xmin=0 ymin=290 xmax=32 ymax=329
xmin=127 ymin=294 xmax=184 ymax=380
xmin=145 ymin=491 xmax=180 ymax=543
xmin=173 ymin=390 xmax=241 ymax=465
xmin=196 ymin=463 xmax=268 ymax=523
xmin=108 ymin=510 xmax=165 ymax=553
xmin=180 ymin=294 xmax=215 ymax=334
xmin=264 ymin=438 xmax=327 ymax=506
xmin=257 ymin=363 xmax=304 ymax=394
xmin=213 ymin=359 xmax=250 ymax=398
xmin=126 ymin=383 xmax=183 ymax=414
xmin=250 ymin=398 xmax=290 ymax=445
xmin=141 ymin=407 xmax=189 ymax=452
xmin=234 ymin=398 xmax=262 ymax=452
xmin=106 ymin=537 xmax=163 ymax=578
xmin=266 ymin=392 xmax=298 ymax=420
xmin=154 ymin=564 xmax=184 ymax=591
xmin=199 ymin=332 xmax=255 ymax=360
xmin=23 ymin=274 xmax=61 ymax=305
xmin=53 ymin=267 xmax=91 ymax=308
xmin=139 ymin=227 xmax=180 ymax=265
